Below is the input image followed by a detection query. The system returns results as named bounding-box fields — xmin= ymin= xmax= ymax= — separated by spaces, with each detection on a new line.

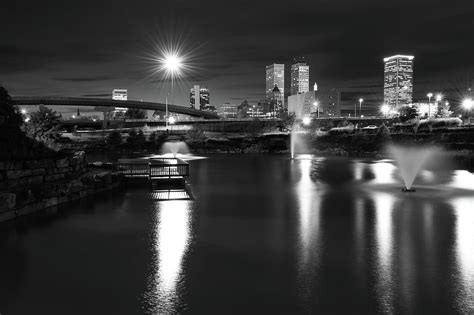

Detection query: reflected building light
xmin=146 ymin=200 xmax=191 ymax=313
xmin=419 ymin=170 xmax=435 ymax=183
xmin=353 ymin=162 xmax=364 ymax=181
xmin=451 ymin=197 xmax=474 ymax=312
xmin=295 ymin=158 xmax=322 ymax=300
xmin=372 ymin=192 xmax=396 ymax=314
xmin=370 ymin=162 xmax=398 ymax=184
xmin=449 ymin=170 xmax=474 ymax=191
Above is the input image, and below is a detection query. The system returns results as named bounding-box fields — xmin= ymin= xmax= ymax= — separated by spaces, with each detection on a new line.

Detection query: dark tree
xmin=106 ymin=131 xmax=122 ymax=146
xmin=398 ymin=105 xmax=418 ymax=122
xmin=148 ymin=131 xmax=157 ymax=146
xmin=237 ymin=100 xmax=251 ymax=118
xmin=125 ymin=108 xmax=147 ymax=119
xmin=136 ymin=130 xmax=146 ymax=148
xmin=0 ymin=86 xmax=22 ymax=130
xmin=127 ymin=129 xmax=137 ymax=145
xmin=24 ymin=105 xmax=62 ymax=149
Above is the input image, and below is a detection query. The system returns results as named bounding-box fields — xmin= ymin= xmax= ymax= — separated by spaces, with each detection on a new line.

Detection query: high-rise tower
xmin=290 ymin=58 xmax=309 ymax=95
xmin=383 ymin=55 xmax=414 ymax=110
xmin=266 ymin=64 xmax=285 ymax=106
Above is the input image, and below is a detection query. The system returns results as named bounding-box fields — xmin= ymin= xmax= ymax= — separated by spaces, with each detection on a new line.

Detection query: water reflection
xmin=452 ymin=197 xmax=474 ymax=312
xmin=294 ymin=157 xmax=323 ymax=302
xmin=144 ymin=200 xmax=191 ymax=313
xmin=372 ymin=192 xmax=396 ymax=314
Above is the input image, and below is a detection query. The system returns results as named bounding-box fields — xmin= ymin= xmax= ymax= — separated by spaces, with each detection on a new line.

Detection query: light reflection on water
xmin=294 ymin=158 xmax=323 ymax=301
xmin=372 ymin=192 xmax=396 ymax=314
xmin=144 ymin=200 xmax=191 ymax=314
xmin=452 ymin=197 xmax=474 ymax=312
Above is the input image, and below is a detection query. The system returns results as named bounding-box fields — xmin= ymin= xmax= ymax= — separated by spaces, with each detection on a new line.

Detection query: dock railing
xmin=117 ymin=157 xmax=189 ymax=179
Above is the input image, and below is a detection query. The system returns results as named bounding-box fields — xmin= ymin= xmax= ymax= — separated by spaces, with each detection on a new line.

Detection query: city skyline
xmin=1 ymin=0 xmax=473 ymax=114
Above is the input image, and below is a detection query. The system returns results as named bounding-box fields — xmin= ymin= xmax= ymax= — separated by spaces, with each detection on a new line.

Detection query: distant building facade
xmin=288 ymin=88 xmax=340 ymax=119
xmin=266 ymin=64 xmax=285 ymax=107
xmin=112 ymin=89 xmax=128 ymax=118
xmin=383 ymin=55 xmax=414 ymax=110
xmin=190 ymin=86 xmax=215 ymax=112
xmin=217 ymin=103 xmax=238 ymax=118
xmin=412 ymin=102 xmax=437 ymax=118
xmin=290 ymin=58 xmax=309 ymax=95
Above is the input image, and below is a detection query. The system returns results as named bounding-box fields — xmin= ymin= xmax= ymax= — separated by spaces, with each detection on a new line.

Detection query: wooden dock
xmin=117 ymin=157 xmax=193 ymax=200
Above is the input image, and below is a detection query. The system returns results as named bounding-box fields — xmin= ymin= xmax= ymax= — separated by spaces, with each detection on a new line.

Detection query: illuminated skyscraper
xmin=383 ymin=55 xmax=414 ymax=110
xmin=290 ymin=58 xmax=309 ymax=95
xmin=266 ymin=64 xmax=285 ymax=106
xmin=190 ymin=86 xmax=214 ymax=112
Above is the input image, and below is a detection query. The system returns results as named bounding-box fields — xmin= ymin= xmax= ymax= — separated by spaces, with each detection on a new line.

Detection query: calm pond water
xmin=1 ymin=154 xmax=474 ymax=314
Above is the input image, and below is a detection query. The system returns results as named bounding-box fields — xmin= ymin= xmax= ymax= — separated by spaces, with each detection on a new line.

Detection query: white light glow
xmin=168 ymin=116 xmax=176 ymax=124
xmin=380 ymin=104 xmax=390 ymax=115
xmin=147 ymin=200 xmax=191 ymax=313
xmin=452 ymin=197 xmax=474 ymax=311
xmin=462 ymin=98 xmax=473 ymax=110
xmin=436 ymin=94 xmax=443 ymax=102
xmin=302 ymin=116 xmax=311 ymax=125
xmin=20 ymin=109 xmax=27 ymax=115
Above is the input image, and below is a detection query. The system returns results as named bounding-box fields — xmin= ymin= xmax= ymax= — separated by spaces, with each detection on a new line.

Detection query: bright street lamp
xmin=436 ymin=93 xmax=443 ymax=102
xmin=20 ymin=108 xmax=27 ymax=115
xmin=359 ymin=98 xmax=363 ymax=118
xmin=380 ymin=104 xmax=390 ymax=118
xmin=302 ymin=116 xmax=311 ymax=126
xmin=462 ymin=98 xmax=473 ymax=110
xmin=160 ymin=53 xmax=183 ymax=129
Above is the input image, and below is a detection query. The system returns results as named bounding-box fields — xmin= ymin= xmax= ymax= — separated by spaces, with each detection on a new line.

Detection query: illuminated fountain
xmin=290 ymin=117 xmax=311 ymax=160
xmin=389 ymin=145 xmax=438 ymax=192
xmin=161 ymin=141 xmax=190 ymax=158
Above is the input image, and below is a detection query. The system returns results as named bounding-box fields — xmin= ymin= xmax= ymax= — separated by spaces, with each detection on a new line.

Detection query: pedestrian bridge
xmin=12 ymin=96 xmax=219 ymax=119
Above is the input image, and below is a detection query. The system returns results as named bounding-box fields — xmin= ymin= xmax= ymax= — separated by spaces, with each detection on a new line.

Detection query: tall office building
xmin=290 ymin=58 xmax=309 ymax=95
xmin=190 ymin=85 xmax=200 ymax=109
xmin=266 ymin=64 xmax=285 ymax=106
xmin=383 ymin=55 xmax=414 ymax=110
xmin=190 ymin=86 xmax=214 ymax=112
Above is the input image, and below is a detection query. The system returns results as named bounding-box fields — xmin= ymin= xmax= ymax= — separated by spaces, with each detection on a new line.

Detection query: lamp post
xmin=427 ymin=92 xmax=433 ymax=117
xmin=313 ymin=101 xmax=319 ymax=118
xmin=359 ymin=98 xmax=363 ymax=118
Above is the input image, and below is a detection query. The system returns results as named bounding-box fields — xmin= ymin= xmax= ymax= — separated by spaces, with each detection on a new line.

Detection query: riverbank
xmin=0 ymin=152 xmax=124 ymax=223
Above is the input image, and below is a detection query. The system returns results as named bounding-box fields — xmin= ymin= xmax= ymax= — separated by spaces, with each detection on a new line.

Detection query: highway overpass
xmin=12 ymin=96 xmax=219 ymax=119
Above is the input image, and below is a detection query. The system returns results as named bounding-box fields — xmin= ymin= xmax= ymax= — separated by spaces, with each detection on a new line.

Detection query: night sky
xmin=1 ymin=0 xmax=473 ymax=115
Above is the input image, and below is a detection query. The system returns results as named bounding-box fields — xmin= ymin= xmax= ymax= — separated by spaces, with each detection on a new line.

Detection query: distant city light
xmin=24 ymin=117 xmax=30 ymax=123
xmin=21 ymin=109 xmax=27 ymax=115
xmin=302 ymin=116 xmax=311 ymax=125
xmin=359 ymin=98 xmax=364 ymax=103
xmin=462 ymin=98 xmax=473 ymax=110
xmin=168 ymin=116 xmax=177 ymax=124
xmin=436 ymin=94 xmax=443 ymax=102
xmin=427 ymin=92 xmax=433 ymax=99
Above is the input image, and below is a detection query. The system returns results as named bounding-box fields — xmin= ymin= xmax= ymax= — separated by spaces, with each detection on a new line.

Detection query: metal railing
xmin=117 ymin=158 xmax=189 ymax=179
